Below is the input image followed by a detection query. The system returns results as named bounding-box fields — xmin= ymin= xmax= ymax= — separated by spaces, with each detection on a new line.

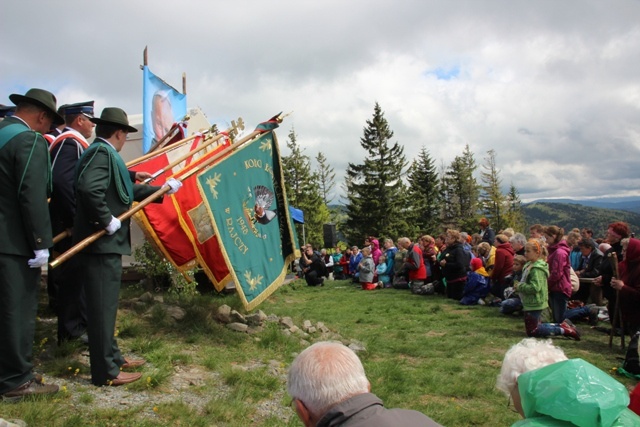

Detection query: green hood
xmin=514 ymin=359 xmax=640 ymax=427
xmin=527 ymin=259 xmax=549 ymax=276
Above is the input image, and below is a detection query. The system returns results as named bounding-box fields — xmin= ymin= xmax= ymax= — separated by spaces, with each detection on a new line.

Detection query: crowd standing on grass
xmin=297 ymin=218 xmax=640 ymax=345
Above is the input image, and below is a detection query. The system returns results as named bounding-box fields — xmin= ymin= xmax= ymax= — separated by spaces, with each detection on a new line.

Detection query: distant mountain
xmin=522 ymin=202 xmax=640 ymax=236
xmin=531 ymin=197 xmax=640 ymax=214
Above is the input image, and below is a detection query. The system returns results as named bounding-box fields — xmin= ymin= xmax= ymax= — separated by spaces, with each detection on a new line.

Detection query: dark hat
xmin=9 ymin=88 xmax=64 ymax=125
xmin=0 ymin=104 xmax=16 ymax=118
xmin=90 ymin=107 xmax=138 ymax=133
xmin=61 ymin=101 xmax=95 ymax=118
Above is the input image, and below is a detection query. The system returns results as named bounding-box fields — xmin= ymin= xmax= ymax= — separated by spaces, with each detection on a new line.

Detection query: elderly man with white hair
xmin=287 ymin=341 xmax=441 ymax=427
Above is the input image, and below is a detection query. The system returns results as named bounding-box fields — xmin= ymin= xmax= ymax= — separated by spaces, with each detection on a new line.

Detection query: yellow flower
xmin=153 ymin=406 xmax=158 ymax=412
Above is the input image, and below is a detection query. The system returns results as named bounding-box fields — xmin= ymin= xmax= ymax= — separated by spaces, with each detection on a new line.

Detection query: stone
xmin=289 ymin=325 xmax=300 ymax=334
xmin=348 ymin=341 xmax=366 ymax=352
xmin=247 ymin=326 xmax=264 ymax=335
xmin=226 ymin=323 xmax=248 ymax=332
xmin=138 ymin=292 xmax=154 ymax=303
xmin=307 ymin=326 xmax=317 ymax=334
xmin=230 ymin=310 xmax=247 ymax=324
xmin=266 ymin=314 xmax=279 ymax=323
xmin=280 ymin=316 xmax=295 ymax=329
xmin=153 ymin=296 xmax=164 ymax=304
xmin=217 ymin=305 xmax=231 ymax=323
xmin=166 ymin=305 xmax=186 ymax=321
xmin=303 ymin=320 xmax=312 ymax=329
xmin=246 ymin=312 xmax=266 ymax=326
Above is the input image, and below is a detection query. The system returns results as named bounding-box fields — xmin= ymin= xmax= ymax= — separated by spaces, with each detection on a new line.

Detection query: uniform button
xmin=36 ymin=238 xmax=42 ymax=243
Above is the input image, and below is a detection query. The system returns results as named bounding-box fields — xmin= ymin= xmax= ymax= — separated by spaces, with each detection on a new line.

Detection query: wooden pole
xmin=143 ymin=46 xmax=148 ymax=66
xmin=49 ymin=127 xmax=270 ymax=269
xmin=182 ymin=72 xmax=187 ymax=95
xmin=127 ymin=125 xmax=211 ymax=167
xmin=608 ymin=253 xmax=625 ymax=349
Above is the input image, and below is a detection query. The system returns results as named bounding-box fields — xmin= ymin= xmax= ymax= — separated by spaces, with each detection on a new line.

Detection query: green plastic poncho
xmin=512 ymin=358 xmax=640 ymax=427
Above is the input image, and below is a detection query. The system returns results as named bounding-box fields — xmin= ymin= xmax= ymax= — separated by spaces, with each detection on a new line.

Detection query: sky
xmin=2 ymin=0 xmax=639 ymax=203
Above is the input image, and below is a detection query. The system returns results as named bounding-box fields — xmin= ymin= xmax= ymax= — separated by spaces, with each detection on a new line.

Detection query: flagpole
xmin=147 ymin=116 xmax=190 ymax=153
xmin=49 ymin=120 xmax=280 ymax=269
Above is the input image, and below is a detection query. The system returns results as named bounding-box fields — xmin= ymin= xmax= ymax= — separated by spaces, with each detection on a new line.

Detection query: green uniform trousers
xmin=78 ymin=252 xmax=126 ymax=385
xmin=0 ymin=254 xmax=40 ymax=394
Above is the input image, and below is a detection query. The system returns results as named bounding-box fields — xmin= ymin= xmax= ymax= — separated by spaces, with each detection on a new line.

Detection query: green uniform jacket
xmin=0 ymin=117 xmax=52 ymax=256
xmin=517 ymin=260 xmax=549 ymax=312
xmin=73 ymin=140 xmax=160 ymax=255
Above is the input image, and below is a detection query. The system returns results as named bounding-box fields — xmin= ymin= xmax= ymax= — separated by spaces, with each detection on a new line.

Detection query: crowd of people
xmin=298 ymin=219 xmax=640 ymax=344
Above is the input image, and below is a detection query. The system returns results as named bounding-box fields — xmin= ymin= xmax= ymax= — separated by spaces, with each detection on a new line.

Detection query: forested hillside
xmin=522 ymin=202 xmax=640 ymax=237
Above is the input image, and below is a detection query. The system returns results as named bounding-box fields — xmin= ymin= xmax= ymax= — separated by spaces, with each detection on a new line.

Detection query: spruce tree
xmin=407 ymin=146 xmax=441 ymax=235
xmin=441 ymin=144 xmax=480 ymax=232
xmin=480 ymin=149 xmax=507 ymax=231
xmin=315 ymin=152 xmax=336 ymax=205
xmin=503 ymin=183 xmax=527 ymax=233
xmin=344 ymin=103 xmax=409 ymax=243
xmin=281 ymin=127 xmax=329 ymax=247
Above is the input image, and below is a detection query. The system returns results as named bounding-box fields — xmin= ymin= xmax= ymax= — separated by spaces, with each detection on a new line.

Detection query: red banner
xmin=172 ymin=138 xmax=233 ymax=291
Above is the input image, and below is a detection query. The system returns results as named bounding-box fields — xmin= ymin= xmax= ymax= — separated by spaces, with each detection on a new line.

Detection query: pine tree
xmin=503 ymin=183 xmax=527 ymax=233
xmin=344 ymin=103 xmax=409 ymax=243
xmin=480 ymin=149 xmax=506 ymax=231
xmin=407 ymin=146 xmax=441 ymax=235
xmin=281 ymin=127 xmax=329 ymax=247
xmin=441 ymin=144 xmax=480 ymax=232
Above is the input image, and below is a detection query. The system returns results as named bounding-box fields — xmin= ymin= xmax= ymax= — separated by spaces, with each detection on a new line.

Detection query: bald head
xmin=288 ymin=341 xmax=369 ymax=421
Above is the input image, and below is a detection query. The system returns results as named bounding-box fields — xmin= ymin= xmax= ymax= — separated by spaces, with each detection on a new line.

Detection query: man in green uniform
xmin=73 ymin=107 xmax=181 ymax=386
xmin=0 ymin=88 xmax=63 ymax=400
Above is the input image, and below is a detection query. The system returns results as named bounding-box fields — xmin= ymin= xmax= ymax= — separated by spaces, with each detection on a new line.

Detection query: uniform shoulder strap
xmin=0 ymin=123 xmax=30 ymax=150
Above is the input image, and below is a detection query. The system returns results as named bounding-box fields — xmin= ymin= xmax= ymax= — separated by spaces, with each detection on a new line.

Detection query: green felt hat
xmin=9 ymin=88 xmax=64 ymax=125
xmin=90 ymin=107 xmax=138 ymax=133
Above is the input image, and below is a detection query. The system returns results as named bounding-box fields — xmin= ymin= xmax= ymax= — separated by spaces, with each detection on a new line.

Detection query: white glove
xmin=105 ymin=216 xmax=121 ymax=235
xmin=163 ymin=178 xmax=182 ymax=195
xmin=28 ymin=249 xmax=49 ymax=268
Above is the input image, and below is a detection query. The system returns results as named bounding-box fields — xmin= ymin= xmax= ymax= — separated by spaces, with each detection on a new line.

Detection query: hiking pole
xmin=611 ymin=253 xmax=625 ymax=350
xmin=608 ymin=253 xmax=625 ymax=349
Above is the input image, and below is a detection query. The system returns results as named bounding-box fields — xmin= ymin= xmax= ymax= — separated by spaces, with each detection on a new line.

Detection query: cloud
xmin=2 ymin=0 xmax=640 ymax=204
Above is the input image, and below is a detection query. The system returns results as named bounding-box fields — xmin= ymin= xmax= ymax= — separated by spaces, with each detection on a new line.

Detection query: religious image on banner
xmin=196 ymin=131 xmax=296 ymax=310
xmin=142 ymin=66 xmax=187 ymax=153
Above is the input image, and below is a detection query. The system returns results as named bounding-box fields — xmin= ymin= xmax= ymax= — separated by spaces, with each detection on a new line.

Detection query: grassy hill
xmin=522 ymin=202 xmax=640 ymax=236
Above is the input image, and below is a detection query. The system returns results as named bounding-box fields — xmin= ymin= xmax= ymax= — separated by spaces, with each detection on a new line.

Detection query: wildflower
xmin=153 ymin=406 xmax=158 ymax=412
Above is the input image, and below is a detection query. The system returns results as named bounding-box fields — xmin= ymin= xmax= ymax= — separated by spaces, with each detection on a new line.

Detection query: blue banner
xmin=142 ymin=66 xmax=187 ymax=153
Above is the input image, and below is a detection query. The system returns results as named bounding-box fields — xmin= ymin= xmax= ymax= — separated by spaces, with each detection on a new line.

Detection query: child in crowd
xmin=460 ymin=258 xmax=491 ymax=305
xmin=358 ymin=247 xmax=376 ymax=290
xmin=376 ymin=255 xmax=391 ymax=288
xmin=516 ymin=239 xmax=580 ymax=340
xmin=500 ymin=255 xmax=526 ymax=315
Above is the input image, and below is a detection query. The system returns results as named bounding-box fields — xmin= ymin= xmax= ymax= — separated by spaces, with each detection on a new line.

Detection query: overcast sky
xmin=2 ymin=0 xmax=639 ymax=203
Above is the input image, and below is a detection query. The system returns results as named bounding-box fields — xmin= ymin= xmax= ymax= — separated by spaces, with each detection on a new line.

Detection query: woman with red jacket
xmin=611 ymin=238 xmax=640 ymax=336
xmin=491 ymin=234 xmax=515 ymax=299
xmin=544 ymin=226 xmax=573 ymax=324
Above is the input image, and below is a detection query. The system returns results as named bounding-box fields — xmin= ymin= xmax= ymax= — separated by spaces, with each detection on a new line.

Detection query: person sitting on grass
xmin=287 ymin=341 xmax=443 ymax=427
xmin=497 ymin=338 xmax=640 ymax=426
xmin=376 ymin=255 xmax=391 ymax=288
xmin=349 ymin=246 xmax=362 ymax=283
xmin=500 ymin=255 xmax=526 ymax=315
xmin=516 ymin=239 xmax=580 ymax=340
xmin=358 ymin=246 xmax=376 ymax=290
xmin=460 ymin=257 xmax=490 ymax=305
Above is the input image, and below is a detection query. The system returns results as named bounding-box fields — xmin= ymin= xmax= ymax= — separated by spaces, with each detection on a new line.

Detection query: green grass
xmin=0 ymin=278 xmax=633 ymax=426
